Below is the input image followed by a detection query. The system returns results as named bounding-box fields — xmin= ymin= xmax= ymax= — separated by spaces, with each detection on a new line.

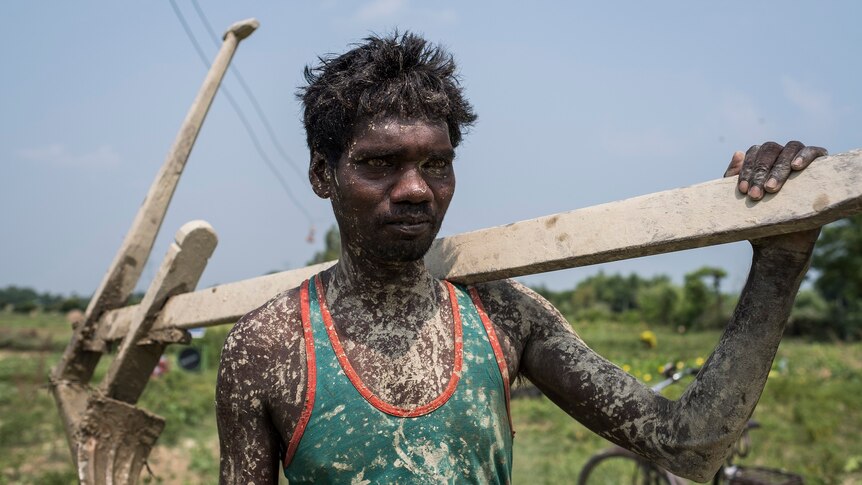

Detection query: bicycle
xmin=576 ymin=363 xmax=804 ymax=485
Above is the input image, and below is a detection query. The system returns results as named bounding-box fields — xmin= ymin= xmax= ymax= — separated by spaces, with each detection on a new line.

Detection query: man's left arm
xmin=513 ymin=230 xmax=814 ymax=480
xmin=508 ymin=141 xmax=827 ymax=481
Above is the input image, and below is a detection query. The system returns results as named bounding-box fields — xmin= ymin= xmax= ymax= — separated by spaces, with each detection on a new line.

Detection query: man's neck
xmin=324 ymin=247 xmax=441 ymax=326
xmin=333 ymin=242 xmax=437 ymax=287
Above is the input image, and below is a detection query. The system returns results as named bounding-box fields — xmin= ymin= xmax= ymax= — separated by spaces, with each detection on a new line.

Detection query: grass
xmin=0 ymin=312 xmax=860 ymax=484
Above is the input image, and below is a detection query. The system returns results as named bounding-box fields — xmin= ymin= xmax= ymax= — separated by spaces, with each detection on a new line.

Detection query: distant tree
xmin=14 ymin=299 xmax=38 ymax=314
xmin=811 ymin=215 xmax=862 ymax=340
xmin=0 ymin=286 xmax=90 ymax=313
xmin=60 ymin=295 xmax=89 ymax=312
xmin=0 ymin=286 xmax=39 ymax=309
xmin=677 ymin=266 xmax=728 ymax=329
xmin=572 ymin=272 xmax=642 ymax=314
xmin=787 ymin=290 xmax=831 ymax=339
xmin=125 ymin=291 xmax=146 ymax=306
xmin=307 ymin=225 xmax=342 ymax=265
xmin=637 ymin=280 xmax=679 ymax=326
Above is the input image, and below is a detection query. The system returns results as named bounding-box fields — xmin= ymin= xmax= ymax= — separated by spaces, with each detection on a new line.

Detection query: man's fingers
xmin=764 ymin=141 xmax=804 ymax=193
xmin=743 ymin=141 xmax=783 ymax=200
xmin=737 ymin=145 xmax=760 ymax=193
xmin=724 ymin=151 xmax=745 ymax=178
xmin=791 ymin=145 xmax=828 ymax=171
xmin=734 ymin=141 xmax=825 ymax=200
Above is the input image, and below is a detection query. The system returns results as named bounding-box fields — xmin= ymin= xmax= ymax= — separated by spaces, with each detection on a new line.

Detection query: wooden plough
xmin=50 ymin=18 xmax=862 ymax=484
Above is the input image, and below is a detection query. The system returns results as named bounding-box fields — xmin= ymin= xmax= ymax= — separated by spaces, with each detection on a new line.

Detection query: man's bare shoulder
xmin=218 ymin=285 xmax=307 ymax=403
xmin=216 ymin=286 xmax=308 ymax=481
xmin=467 ymin=279 xmax=572 ymax=378
xmin=223 ymin=287 xmax=303 ymax=359
xmin=472 ymin=279 xmax=565 ymax=331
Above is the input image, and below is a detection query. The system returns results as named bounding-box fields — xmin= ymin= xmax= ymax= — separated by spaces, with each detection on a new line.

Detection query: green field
xmin=1 ymin=312 xmax=860 ymax=484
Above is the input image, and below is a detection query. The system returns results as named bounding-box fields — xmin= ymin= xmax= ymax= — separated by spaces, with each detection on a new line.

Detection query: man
xmin=216 ymin=32 xmax=827 ymax=483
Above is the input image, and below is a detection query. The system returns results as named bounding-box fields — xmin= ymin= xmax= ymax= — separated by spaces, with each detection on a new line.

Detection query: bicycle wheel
xmin=578 ymin=448 xmax=675 ymax=485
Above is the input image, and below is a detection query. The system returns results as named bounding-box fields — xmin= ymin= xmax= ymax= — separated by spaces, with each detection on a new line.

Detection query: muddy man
xmin=216 ymin=32 xmax=828 ymax=484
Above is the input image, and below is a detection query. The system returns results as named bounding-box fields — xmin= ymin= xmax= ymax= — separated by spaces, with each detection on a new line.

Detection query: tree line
xmin=0 ymin=286 xmax=89 ymax=314
xmin=0 ymin=288 xmax=145 ymax=314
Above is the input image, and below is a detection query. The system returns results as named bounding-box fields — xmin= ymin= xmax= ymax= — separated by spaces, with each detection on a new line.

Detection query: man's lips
xmin=383 ymin=215 xmax=433 ymax=236
xmin=384 ymin=216 xmax=432 ymax=225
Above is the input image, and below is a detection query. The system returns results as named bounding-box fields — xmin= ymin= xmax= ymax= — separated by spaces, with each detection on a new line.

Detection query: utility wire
xmin=190 ymin=0 xmax=306 ymax=180
xmin=167 ymin=0 xmax=314 ymax=225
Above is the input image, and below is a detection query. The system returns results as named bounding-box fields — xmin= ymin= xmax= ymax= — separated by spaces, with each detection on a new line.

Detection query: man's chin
xmin=372 ymin=237 xmax=436 ymax=263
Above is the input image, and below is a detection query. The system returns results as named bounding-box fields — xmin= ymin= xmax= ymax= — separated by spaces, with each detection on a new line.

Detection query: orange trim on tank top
xmin=283 ymin=279 xmax=317 ymax=468
xmin=315 ymin=276 xmax=464 ymax=418
xmin=468 ymin=286 xmax=515 ymax=437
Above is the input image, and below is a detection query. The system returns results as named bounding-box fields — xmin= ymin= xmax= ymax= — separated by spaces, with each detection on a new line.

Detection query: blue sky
xmin=2 ymin=1 xmax=860 ymax=296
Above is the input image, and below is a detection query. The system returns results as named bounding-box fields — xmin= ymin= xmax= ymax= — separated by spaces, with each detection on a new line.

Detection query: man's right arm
xmin=216 ymin=289 xmax=307 ymax=484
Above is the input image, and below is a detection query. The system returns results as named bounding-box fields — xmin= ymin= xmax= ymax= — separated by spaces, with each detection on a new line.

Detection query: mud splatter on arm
xmin=477 ymin=240 xmax=813 ymax=482
xmin=216 ymin=289 xmax=307 ymax=484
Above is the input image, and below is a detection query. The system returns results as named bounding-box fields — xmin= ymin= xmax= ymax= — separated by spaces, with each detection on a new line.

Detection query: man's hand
xmin=724 ymin=140 xmax=827 ymax=256
xmin=724 ymin=141 xmax=827 ymax=201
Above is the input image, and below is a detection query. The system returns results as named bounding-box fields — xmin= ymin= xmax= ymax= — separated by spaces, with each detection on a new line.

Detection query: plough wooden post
xmin=75 ymin=221 xmax=217 ymax=482
xmin=49 ymin=18 xmax=258 ymax=484
xmin=50 ymin=19 xmax=862 ymax=485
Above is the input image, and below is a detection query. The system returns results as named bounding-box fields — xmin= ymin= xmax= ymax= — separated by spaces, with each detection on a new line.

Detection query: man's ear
xmin=309 ymin=150 xmax=333 ymax=199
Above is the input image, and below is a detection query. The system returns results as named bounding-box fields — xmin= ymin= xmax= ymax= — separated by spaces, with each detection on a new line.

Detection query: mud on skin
xmin=217 ymin=29 xmax=828 ymax=483
xmin=217 ymin=236 xmax=815 ymax=483
xmin=217 ymin=121 xmax=823 ymax=483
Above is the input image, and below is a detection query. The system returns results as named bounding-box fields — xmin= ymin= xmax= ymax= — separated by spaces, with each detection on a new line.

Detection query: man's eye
xmin=423 ymin=159 xmax=452 ymax=173
xmin=365 ymin=159 xmax=391 ymax=168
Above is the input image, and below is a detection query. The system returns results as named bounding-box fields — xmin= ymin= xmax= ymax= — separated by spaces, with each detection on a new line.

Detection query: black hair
xmin=298 ymin=31 xmax=477 ymax=164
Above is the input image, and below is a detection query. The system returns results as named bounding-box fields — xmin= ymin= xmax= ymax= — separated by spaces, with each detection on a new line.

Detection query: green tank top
xmin=283 ymin=275 xmax=514 ymax=484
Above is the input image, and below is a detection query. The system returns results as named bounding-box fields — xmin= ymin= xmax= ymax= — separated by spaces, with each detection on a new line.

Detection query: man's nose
xmin=390 ymin=166 xmax=432 ymax=203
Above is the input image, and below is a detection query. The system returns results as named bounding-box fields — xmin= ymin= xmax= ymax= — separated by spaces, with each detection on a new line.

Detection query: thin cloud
xmin=353 ymin=0 xmax=406 ymax=22
xmin=599 ymin=126 xmax=684 ymax=159
xmin=718 ymin=92 xmax=770 ymax=141
xmin=781 ymin=76 xmax=833 ymax=120
xmin=347 ymin=0 xmax=457 ymax=25
xmin=17 ymin=144 xmax=121 ymax=168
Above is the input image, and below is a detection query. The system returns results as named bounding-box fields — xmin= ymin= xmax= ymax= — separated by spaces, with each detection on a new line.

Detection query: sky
xmin=2 ymin=1 xmax=860 ymax=297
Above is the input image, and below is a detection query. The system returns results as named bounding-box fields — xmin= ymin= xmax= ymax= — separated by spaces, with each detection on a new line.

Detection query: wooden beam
xmin=101 ymin=148 xmax=862 ymax=336
xmin=429 ymin=149 xmax=862 ymax=283
xmin=101 ymin=261 xmax=333 ymax=339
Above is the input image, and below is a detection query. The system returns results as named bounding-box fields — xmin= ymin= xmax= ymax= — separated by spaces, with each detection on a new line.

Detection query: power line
xmin=167 ymin=0 xmax=314 ymax=225
xmin=190 ymin=0 xmax=306 ymax=180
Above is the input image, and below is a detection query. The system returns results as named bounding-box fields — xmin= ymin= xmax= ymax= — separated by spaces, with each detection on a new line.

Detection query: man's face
xmin=318 ymin=116 xmax=456 ymax=264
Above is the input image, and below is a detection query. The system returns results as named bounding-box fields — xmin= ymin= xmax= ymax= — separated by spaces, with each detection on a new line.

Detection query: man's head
xmin=299 ymin=32 xmax=476 ymax=264
xmin=298 ymin=31 xmax=476 ymax=167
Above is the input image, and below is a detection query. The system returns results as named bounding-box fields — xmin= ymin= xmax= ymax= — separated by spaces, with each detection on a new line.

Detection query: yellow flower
xmin=695 ymin=357 xmax=705 ymax=367
xmin=768 ymin=370 xmax=778 ymax=379
xmin=622 ymin=364 xmax=632 ymax=373
xmin=639 ymin=330 xmax=658 ymax=349
xmin=657 ymin=365 xmax=666 ymax=373
xmin=643 ymin=373 xmax=653 ymax=382
xmin=676 ymin=361 xmax=684 ymax=370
